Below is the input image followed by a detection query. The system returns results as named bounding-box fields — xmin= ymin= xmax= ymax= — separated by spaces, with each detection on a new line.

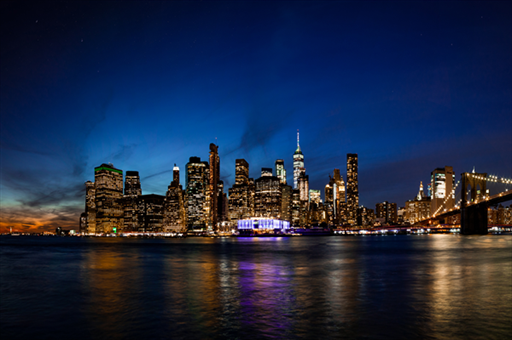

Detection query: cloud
xmin=224 ymin=106 xmax=293 ymax=157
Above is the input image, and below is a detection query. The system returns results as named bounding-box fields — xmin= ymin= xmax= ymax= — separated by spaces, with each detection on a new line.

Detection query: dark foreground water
xmin=1 ymin=235 xmax=511 ymax=340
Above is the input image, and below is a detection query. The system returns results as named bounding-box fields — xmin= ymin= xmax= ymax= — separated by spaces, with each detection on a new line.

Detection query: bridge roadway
xmin=414 ymin=189 xmax=512 ymax=229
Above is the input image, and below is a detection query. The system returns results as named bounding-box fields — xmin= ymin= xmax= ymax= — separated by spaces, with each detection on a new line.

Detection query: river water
xmin=1 ymin=235 xmax=511 ymax=339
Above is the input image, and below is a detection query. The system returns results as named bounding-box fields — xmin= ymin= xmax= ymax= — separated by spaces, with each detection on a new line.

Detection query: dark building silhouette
xmin=376 ymin=201 xmax=397 ymax=225
xmin=124 ymin=171 xmax=142 ymax=197
xmin=357 ymin=206 xmax=375 ymax=227
xmin=137 ymin=194 xmax=165 ymax=232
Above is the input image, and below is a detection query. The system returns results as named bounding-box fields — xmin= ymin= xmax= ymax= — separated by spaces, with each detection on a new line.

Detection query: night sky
xmin=1 ymin=1 xmax=511 ymax=232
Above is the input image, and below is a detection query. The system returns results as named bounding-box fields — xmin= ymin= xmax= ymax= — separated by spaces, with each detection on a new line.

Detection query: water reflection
xmin=424 ymin=235 xmax=512 ymax=338
xmin=3 ymin=236 xmax=510 ymax=339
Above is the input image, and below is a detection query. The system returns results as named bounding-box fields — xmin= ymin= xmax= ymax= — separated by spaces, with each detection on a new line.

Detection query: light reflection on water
xmin=1 ymin=235 xmax=511 ymax=339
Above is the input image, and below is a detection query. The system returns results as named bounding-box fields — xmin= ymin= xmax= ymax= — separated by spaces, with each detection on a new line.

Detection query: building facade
xmin=430 ymin=166 xmax=455 ymax=216
xmin=185 ymin=157 xmax=209 ymax=230
xmin=275 ymin=159 xmax=287 ymax=185
xmin=293 ymin=130 xmax=305 ymax=189
xmin=376 ymin=201 xmax=398 ymax=225
xmin=346 ymin=154 xmax=359 ymax=225
xmin=405 ymin=181 xmax=431 ymax=224
xmin=93 ymin=163 xmax=124 ymax=234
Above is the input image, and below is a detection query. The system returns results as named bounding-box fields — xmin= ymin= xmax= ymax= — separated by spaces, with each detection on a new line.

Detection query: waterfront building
xmin=405 ymin=182 xmax=431 ymax=224
xmin=275 ymin=159 xmax=287 ymax=185
xmin=325 ymin=169 xmax=346 ymax=225
xmin=280 ymin=184 xmax=293 ymax=222
xmin=397 ymin=206 xmax=406 ymax=224
xmin=430 ymin=166 xmax=455 ymax=216
xmin=254 ymin=175 xmax=282 ymax=219
xmin=293 ymin=130 xmax=305 ymax=189
xmin=357 ymin=206 xmax=375 ymax=227
xmin=136 ymin=194 xmax=165 ymax=232
xmin=228 ymin=159 xmax=253 ymax=223
xmin=94 ymin=163 xmax=124 ymax=234
xmin=79 ymin=212 xmax=87 ymax=234
xmin=85 ymin=180 xmax=96 ymax=233
xmin=163 ymin=165 xmax=187 ymax=232
xmin=209 ymin=143 xmax=220 ymax=230
xmin=376 ymin=201 xmax=397 ymax=225
xmin=308 ymin=199 xmax=325 ymax=226
xmin=124 ymin=171 xmax=142 ymax=197
xmin=185 ymin=157 xmax=208 ymax=230
xmin=346 ymin=154 xmax=359 ymax=225
xmin=237 ymin=218 xmax=290 ymax=235
xmin=291 ymin=189 xmax=301 ymax=225
xmin=488 ymin=204 xmax=512 ymax=225
xmin=123 ymin=171 xmax=141 ymax=232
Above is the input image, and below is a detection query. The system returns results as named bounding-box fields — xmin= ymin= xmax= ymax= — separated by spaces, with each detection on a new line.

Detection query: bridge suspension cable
xmin=468 ymin=173 xmax=512 ymax=185
xmin=432 ymin=179 xmax=461 ymax=217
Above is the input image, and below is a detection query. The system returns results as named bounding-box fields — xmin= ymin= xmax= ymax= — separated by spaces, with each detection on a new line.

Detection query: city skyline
xmin=1 ymin=1 xmax=511 ymax=232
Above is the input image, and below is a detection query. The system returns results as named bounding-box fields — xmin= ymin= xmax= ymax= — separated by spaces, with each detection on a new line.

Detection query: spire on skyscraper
xmin=295 ymin=129 xmax=302 ymax=154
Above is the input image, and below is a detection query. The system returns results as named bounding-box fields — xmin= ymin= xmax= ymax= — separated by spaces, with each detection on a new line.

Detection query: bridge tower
xmin=460 ymin=172 xmax=488 ymax=235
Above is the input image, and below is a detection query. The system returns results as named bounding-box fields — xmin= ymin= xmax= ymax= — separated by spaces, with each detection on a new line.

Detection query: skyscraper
xmin=185 ymin=157 xmax=208 ymax=230
xmin=405 ymin=181 xmax=431 ymax=224
xmin=325 ymin=169 xmax=346 ymax=225
xmin=376 ymin=201 xmax=397 ymax=225
xmin=275 ymin=159 xmax=287 ymax=185
xmin=85 ymin=180 xmax=96 ymax=234
xmin=209 ymin=143 xmax=220 ymax=230
xmin=235 ymin=159 xmax=249 ymax=185
xmin=293 ymin=130 xmax=305 ymax=189
xmin=173 ymin=164 xmax=180 ymax=184
xmin=163 ymin=165 xmax=186 ymax=232
xmin=123 ymin=170 xmax=141 ymax=232
xmin=124 ymin=171 xmax=142 ymax=197
xmin=94 ymin=163 xmax=124 ymax=233
xmin=254 ymin=174 xmax=282 ymax=219
xmin=430 ymin=166 xmax=454 ymax=215
xmin=346 ymin=154 xmax=359 ymax=225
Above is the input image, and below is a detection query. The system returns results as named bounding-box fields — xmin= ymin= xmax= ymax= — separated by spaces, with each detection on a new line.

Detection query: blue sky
xmin=1 ymin=1 xmax=511 ymax=232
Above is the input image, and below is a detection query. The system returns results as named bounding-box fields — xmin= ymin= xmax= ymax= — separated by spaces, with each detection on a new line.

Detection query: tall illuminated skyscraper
xmin=235 ymin=159 xmax=249 ymax=185
xmin=163 ymin=164 xmax=186 ymax=232
xmin=346 ymin=154 xmax=359 ymax=225
xmin=209 ymin=143 xmax=220 ymax=230
xmin=275 ymin=159 xmax=286 ymax=185
xmin=123 ymin=170 xmax=142 ymax=232
xmin=293 ymin=130 xmax=305 ymax=189
xmin=430 ymin=166 xmax=454 ymax=215
xmin=185 ymin=156 xmax=208 ymax=230
xmin=94 ymin=163 xmax=124 ymax=233
xmin=325 ymin=169 xmax=346 ymax=225
xmin=228 ymin=159 xmax=252 ymax=223
xmin=173 ymin=164 xmax=180 ymax=184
